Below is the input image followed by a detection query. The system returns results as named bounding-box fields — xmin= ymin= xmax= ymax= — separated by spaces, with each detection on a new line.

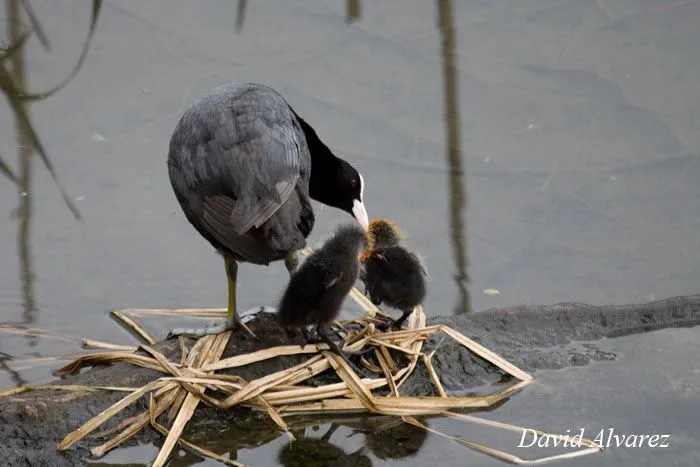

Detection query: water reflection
xmin=363 ymin=416 xmax=428 ymax=460
xmin=235 ymin=0 xmax=247 ymax=33
xmin=0 ymin=351 xmax=26 ymax=387
xmin=278 ymin=424 xmax=372 ymax=467
xmin=346 ymin=0 xmax=362 ymax=23
xmin=2 ymin=0 xmax=102 ymax=334
xmin=437 ymin=0 xmax=471 ymax=315
xmin=1 ymin=1 xmax=699 ymax=466
xmin=155 ymin=411 xmax=431 ymax=466
xmin=278 ymin=417 xmax=429 ymax=466
xmin=6 ymin=0 xmax=37 ymax=338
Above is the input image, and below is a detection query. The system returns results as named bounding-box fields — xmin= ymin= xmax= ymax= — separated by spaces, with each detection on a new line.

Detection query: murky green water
xmin=1 ymin=0 xmax=699 ymax=465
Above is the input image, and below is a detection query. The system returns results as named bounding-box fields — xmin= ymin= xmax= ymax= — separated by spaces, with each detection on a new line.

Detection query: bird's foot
xmin=166 ymin=321 xmax=231 ymax=340
xmin=372 ymin=316 xmax=395 ymax=332
xmin=375 ymin=311 xmax=412 ymax=332
xmin=300 ymin=336 xmax=370 ymax=356
xmin=375 ymin=321 xmax=410 ymax=333
xmin=315 ymin=324 xmax=375 ymax=377
xmin=342 ymin=347 xmax=374 ymax=358
xmin=240 ymin=305 xmax=276 ymax=318
xmin=236 ymin=318 xmax=259 ymax=340
xmin=390 ymin=312 xmax=412 ymax=330
xmin=298 ymin=326 xmax=347 ymax=346
xmin=330 ymin=348 xmax=375 ymax=378
xmin=300 ymin=327 xmax=320 ymax=346
xmin=305 ymin=330 xmax=347 ymax=343
xmin=166 ymin=317 xmax=258 ymax=340
xmin=375 ymin=321 xmax=398 ymax=333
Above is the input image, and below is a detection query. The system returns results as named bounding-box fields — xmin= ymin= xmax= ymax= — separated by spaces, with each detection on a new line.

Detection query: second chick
xmin=361 ymin=219 xmax=427 ymax=329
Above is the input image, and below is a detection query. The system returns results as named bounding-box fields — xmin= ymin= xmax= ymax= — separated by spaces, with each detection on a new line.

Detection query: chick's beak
xmin=352 ymin=199 xmax=369 ymax=231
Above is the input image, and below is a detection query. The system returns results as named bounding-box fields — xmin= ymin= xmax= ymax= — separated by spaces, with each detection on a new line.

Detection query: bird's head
xmin=295 ymin=111 xmax=369 ymax=230
xmin=338 ymin=161 xmax=369 ymax=231
xmin=310 ymin=157 xmax=369 ymax=231
xmin=367 ymin=218 xmax=402 ymax=249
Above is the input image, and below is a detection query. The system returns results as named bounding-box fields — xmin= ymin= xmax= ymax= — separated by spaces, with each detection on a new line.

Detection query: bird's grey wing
xmin=171 ymin=86 xmax=311 ymax=255
xmin=223 ymin=88 xmax=310 ymax=234
xmin=216 ymin=123 xmax=304 ymax=234
xmin=238 ymin=175 xmax=299 ymax=232
xmin=199 ymin=195 xmax=274 ymax=264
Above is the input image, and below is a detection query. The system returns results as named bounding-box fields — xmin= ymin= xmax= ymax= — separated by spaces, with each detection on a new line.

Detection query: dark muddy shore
xmin=1 ymin=294 xmax=698 ymax=466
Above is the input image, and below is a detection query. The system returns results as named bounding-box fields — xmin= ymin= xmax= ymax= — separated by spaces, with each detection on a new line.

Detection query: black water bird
xmin=360 ymin=219 xmax=427 ymax=329
xmin=166 ymin=83 xmax=369 ymax=339
xmin=277 ymin=223 xmax=368 ymax=357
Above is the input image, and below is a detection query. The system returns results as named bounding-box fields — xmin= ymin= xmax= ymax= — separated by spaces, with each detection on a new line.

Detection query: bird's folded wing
xmin=201 ymin=195 xmax=273 ymax=264
xmin=222 ymin=125 xmax=306 ymax=235
xmin=228 ymin=174 xmax=299 ymax=234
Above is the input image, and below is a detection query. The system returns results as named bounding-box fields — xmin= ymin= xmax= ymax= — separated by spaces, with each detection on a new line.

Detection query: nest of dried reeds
xmin=1 ymin=247 xmax=602 ymax=465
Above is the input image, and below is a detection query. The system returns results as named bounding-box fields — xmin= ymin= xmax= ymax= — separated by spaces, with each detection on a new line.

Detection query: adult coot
xmin=167 ymin=83 xmax=369 ymax=339
xmin=277 ymin=223 xmax=368 ymax=357
xmin=360 ymin=219 xmax=427 ymax=329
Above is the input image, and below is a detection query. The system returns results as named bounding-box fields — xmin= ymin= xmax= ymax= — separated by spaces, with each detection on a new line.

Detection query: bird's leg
xmin=166 ymin=258 xmax=257 ymax=340
xmin=374 ymin=319 xmax=393 ymax=333
xmin=300 ymin=326 xmax=326 ymax=349
xmin=390 ymin=308 xmax=414 ymax=330
xmin=317 ymin=323 xmax=354 ymax=360
xmin=369 ymin=302 xmax=396 ymax=332
xmin=284 ymin=251 xmax=299 ymax=275
xmin=225 ymin=258 xmax=257 ymax=339
xmin=288 ymin=326 xmax=319 ymax=350
xmin=300 ymin=327 xmax=317 ymax=344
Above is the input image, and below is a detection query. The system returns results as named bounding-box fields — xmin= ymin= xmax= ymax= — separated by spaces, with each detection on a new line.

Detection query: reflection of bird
xmin=279 ymin=423 xmax=373 ymax=467
xmin=278 ymin=224 xmax=368 ymax=358
xmin=364 ymin=418 xmax=428 ymax=460
xmin=166 ymin=83 xmax=369 ymax=339
xmin=278 ymin=437 xmax=372 ymax=467
xmin=360 ymin=219 xmax=427 ymax=329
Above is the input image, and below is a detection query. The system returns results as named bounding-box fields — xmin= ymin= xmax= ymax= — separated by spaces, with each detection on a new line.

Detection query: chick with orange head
xmin=360 ymin=218 xmax=427 ymax=329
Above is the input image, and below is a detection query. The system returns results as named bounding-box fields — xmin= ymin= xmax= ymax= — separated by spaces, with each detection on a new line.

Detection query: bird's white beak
xmin=352 ymin=199 xmax=369 ymax=231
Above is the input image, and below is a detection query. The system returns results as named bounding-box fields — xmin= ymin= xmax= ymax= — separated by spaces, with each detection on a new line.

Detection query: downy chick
xmin=361 ymin=219 xmax=427 ymax=329
xmin=278 ymin=223 xmax=369 ymax=355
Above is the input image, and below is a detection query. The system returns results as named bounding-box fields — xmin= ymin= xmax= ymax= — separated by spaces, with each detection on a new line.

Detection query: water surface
xmin=1 ymin=0 xmax=699 ymax=465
